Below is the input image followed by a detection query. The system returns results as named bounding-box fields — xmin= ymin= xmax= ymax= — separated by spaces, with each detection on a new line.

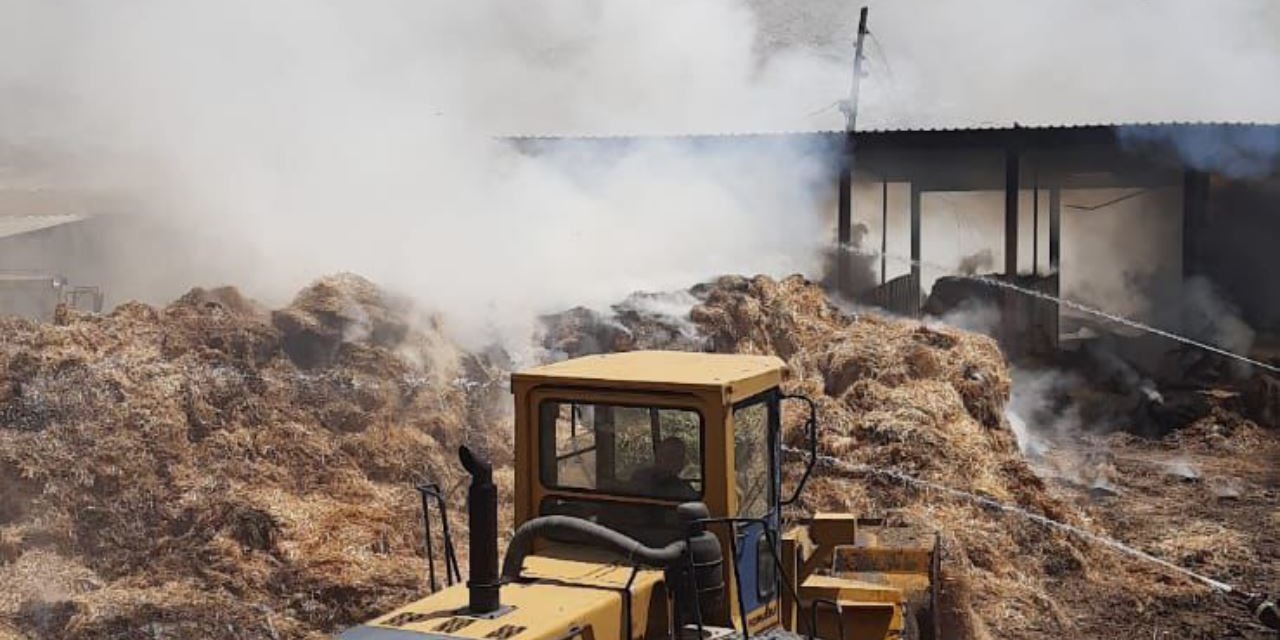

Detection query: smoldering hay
xmin=0 ymin=273 xmax=1273 ymax=639
xmin=0 ymin=275 xmax=510 ymax=639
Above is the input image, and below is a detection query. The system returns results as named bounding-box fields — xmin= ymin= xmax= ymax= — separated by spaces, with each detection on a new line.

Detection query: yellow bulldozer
xmin=338 ymin=351 xmax=940 ymax=640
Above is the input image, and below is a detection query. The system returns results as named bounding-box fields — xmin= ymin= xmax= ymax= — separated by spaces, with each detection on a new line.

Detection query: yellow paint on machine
xmin=512 ymin=351 xmax=787 ymax=406
xmin=366 ymin=550 xmax=664 ymax=640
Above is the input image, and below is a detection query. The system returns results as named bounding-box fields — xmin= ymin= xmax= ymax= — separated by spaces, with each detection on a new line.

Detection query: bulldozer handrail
xmin=415 ymin=482 xmax=461 ymax=592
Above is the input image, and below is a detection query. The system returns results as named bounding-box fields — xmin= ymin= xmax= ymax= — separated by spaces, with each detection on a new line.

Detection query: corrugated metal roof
xmin=503 ymin=129 xmax=833 ymax=141
xmin=504 ymin=120 xmax=1280 ymax=141
xmin=0 ymin=214 xmax=89 ymax=240
xmin=859 ymin=120 xmax=1280 ymax=133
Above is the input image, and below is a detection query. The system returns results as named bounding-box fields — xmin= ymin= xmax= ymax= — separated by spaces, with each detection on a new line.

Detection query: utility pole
xmin=836 ymin=6 xmax=869 ymax=296
xmin=843 ymin=6 xmax=870 ymax=133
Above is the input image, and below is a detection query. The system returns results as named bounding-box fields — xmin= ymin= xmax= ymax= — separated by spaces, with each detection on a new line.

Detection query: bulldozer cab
xmin=513 ymin=351 xmax=788 ymax=626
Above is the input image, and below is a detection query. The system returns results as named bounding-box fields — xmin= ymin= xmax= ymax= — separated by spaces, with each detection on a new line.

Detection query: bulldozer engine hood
xmin=338 ymin=550 xmax=666 ymax=640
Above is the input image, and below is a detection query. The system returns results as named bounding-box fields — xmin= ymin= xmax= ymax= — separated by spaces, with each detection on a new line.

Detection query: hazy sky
xmin=751 ymin=0 xmax=1280 ymax=130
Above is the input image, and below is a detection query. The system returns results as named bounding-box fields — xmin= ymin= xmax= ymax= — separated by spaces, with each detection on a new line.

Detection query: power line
xmin=965 ymin=274 xmax=1280 ymax=374
xmin=842 ymin=245 xmax=1280 ymax=374
xmin=865 ymin=32 xmax=897 ymax=85
xmin=783 ymin=445 xmax=1238 ymax=594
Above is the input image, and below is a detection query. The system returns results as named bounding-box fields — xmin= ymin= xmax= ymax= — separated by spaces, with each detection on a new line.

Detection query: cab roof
xmin=512 ymin=350 xmax=787 ymax=404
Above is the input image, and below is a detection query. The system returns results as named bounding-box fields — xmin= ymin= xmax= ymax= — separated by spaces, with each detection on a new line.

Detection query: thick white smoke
xmin=0 ymin=0 xmax=848 ymax=347
xmin=3 ymin=0 xmax=1279 ymax=351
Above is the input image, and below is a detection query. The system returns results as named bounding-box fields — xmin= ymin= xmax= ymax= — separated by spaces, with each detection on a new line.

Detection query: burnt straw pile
xmin=1 ymin=273 xmax=1274 ymax=639
xmin=0 ymin=275 xmax=505 ymax=639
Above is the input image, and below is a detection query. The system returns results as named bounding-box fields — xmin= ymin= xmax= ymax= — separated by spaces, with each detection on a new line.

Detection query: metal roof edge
xmin=500 ymin=121 xmax=1280 ymax=142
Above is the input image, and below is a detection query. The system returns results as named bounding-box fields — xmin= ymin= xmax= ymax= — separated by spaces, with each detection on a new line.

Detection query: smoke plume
xmin=0 ymin=0 xmax=847 ymax=349
xmin=1118 ymin=125 xmax=1280 ymax=179
xmin=3 ymin=0 xmax=1279 ymax=351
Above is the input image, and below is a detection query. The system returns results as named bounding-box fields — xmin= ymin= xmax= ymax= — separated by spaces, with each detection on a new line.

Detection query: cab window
xmin=734 ymin=398 xmax=771 ymax=518
xmin=539 ymin=400 xmax=703 ymax=500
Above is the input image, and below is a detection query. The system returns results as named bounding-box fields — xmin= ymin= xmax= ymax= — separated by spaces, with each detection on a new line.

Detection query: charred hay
xmin=1 ymin=272 xmax=1270 ymax=639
